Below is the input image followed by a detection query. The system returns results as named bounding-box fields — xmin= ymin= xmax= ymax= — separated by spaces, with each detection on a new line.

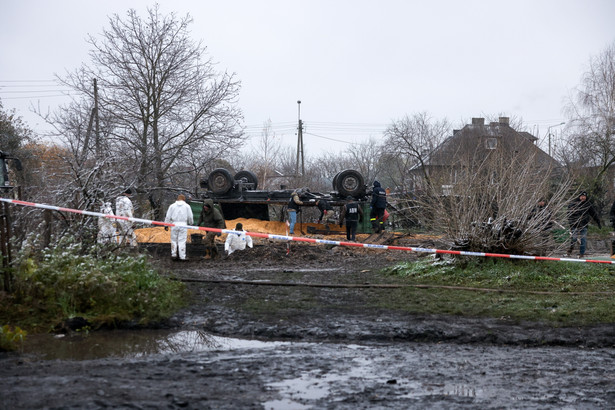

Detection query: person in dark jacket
xmin=287 ymin=189 xmax=304 ymax=235
xmin=370 ymin=181 xmax=387 ymax=233
xmin=198 ymin=199 xmax=226 ymax=259
xmin=316 ymin=199 xmax=333 ymax=224
xmin=609 ymin=200 xmax=615 ymax=258
xmin=339 ymin=196 xmax=363 ymax=241
xmin=567 ymin=191 xmax=601 ymax=258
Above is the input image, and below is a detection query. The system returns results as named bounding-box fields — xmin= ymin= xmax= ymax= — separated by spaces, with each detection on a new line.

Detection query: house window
xmin=485 ymin=138 xmax=498 ymax=150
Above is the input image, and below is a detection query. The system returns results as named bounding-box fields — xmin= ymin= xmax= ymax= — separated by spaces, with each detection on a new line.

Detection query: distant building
xmin=408 ymin=117 xmax=561 ymax=194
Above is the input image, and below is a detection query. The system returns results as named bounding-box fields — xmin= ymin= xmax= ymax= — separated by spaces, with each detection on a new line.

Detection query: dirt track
xmin=3 ymin=237 xmax=615 ymax=409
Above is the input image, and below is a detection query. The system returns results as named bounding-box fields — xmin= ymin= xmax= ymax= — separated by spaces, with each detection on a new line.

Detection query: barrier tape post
xmin=1 ymin=197 xmax=613 ymax=265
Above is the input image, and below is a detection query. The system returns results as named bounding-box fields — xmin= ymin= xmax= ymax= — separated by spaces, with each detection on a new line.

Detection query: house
xmin=409 ymin=117 xmax=561 ymax=194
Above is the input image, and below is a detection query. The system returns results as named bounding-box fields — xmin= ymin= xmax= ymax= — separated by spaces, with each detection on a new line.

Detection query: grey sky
xmin=1 ymin=0 xmax=614 ymax=156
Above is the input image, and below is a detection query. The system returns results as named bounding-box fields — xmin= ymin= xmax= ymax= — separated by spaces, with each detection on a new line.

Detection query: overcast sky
xmin=1 ymin=0 xmax=614 ymax=156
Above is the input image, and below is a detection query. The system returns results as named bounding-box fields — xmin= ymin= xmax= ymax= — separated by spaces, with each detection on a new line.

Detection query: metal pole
xmin=296 ymin=100 xmax=304 ymax=176
xmin=547 ymin=122 xmax=565 ymax=157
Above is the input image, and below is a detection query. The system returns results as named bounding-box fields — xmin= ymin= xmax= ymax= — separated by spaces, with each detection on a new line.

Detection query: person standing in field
xmin=339 ymin=196 xmax=363 ymax=242
xmin=198 ymin=199 xmax=226 ymax=259
xmin=164 ymin=194 xmax=194 ymax=261
xmin=115 ymin=188 xmax=138 ymax=247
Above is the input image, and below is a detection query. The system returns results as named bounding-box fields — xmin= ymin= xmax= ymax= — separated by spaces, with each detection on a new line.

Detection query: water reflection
xmin=21 ymin=330 xmax=290 ymax=361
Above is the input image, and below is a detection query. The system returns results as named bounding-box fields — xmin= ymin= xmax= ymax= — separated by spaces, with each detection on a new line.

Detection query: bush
xmin=0 ymin=325 xmax=27 ymax=352
xmin=4 ymin=238 xmax=186 ymax=332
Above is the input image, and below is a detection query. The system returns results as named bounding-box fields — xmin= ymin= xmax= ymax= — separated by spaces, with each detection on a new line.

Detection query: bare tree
xmin=57 ymin=5 xmax=244 ymax=218
xmin=383 ymin=112 xmax=450 ymax=186
xmin=418 ymin=139 xmax=571 ymax=255
xmin=562 ymin=41 xmax=615 ymax=200
xmin=244 ymin=119 xmax=284 ymax=190
xmin=345 ymin=137 xmax=384 ymax=186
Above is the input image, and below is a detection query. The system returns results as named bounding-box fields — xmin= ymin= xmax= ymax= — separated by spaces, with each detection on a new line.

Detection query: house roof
xmin=418 ymin=117 xmax=559 ymax=169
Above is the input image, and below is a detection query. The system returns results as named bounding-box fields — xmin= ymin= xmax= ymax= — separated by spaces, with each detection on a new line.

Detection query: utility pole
xmin=82 ymin=78 xmax=101 ymax=161
xmin=295 ymin=100 xmax=305 ymax=176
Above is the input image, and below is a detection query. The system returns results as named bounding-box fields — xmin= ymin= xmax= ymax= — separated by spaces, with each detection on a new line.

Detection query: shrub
xmin=0 ymin=325 xmax=27 ymax=352
xmin=5 ymin=238 xmax=186 ymax=332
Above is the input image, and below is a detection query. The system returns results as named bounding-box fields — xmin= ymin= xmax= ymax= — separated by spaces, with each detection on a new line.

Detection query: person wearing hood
xmin=287 ymin=188 xmax=304 ymax=235
xmin=97 ymin=201 xmax=116 ymax=244
xmin=164 ymin=194 xmax=194 ymax=261
xmin=197 ymin=198 xmax=226 ymax=259
xmin=609 ymin=199 xmax=615 ymax=259
xmin=224 ymin=222 xmax=253 ymax=257
xmin=339 ymin=196 xmax=363 ymax=242
xmin=370 ymin=180 xmax=387 ymax=233
xmin=115 ymin=188 xmax=138 ymax=247
xmin=567 ymin=191 xmax=601 ymax=258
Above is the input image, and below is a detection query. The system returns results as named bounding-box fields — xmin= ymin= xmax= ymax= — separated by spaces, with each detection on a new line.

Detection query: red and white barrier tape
xmin=1 ymin=197 xmax=613 ymax=264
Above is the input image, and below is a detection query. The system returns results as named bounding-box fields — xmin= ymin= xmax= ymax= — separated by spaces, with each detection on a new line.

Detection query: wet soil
xmin=3 ymin=235 xmax=615 ymax=409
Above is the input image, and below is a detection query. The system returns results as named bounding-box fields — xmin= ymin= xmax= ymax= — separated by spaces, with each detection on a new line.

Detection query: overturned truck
xmin=195 ymin=168 xmax=374 ymax=233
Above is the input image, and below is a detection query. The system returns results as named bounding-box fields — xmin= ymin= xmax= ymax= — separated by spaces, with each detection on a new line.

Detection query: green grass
xmin=377 ymin=257 xmax=615 ymax=326
xmin=1 ymin=240 xmax=187 ymax=333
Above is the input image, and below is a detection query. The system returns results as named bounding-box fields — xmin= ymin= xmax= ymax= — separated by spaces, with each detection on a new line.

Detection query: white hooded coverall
xmin=97 ymin=202 xmax=116 ymax=244
xmin=115 ymin=195 xmax=138 ymax=246
xmin=165 ymin=199 xmax=194 ymax=260
xmin=224 ymin=230 xmax=253 ymax=255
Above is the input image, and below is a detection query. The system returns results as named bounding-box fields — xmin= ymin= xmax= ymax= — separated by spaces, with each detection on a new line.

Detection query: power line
xmin=0 ymin=79 xmax=57 ymax=83
xmin=304 ymin=132 xmax=374 ymax=147
xmin=0 ymin=89 xmax=72 ymax=93
xmin=1 ymin=93 xmax=75 ymax=100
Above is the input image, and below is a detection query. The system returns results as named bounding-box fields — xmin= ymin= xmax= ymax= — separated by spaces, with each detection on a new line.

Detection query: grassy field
xmin=379 ymin=257 xmax=615 ymax=326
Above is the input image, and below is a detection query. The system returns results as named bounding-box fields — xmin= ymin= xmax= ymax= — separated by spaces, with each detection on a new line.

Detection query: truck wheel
xmin=336 ymin=169 xmax=365 ymax=198
xmin=332 ymin=171 xmax=341 ymax=191
xmin=208 ymin=168 xmax=233 ymax=195
xmin=234 ymin=170 xmax=259 ymax=190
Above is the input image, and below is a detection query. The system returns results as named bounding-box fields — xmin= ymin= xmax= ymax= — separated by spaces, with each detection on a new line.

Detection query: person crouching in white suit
xmin=165 ymin=194 xmax=194 ymax=261
xmin=224 ymin=222 xmax=253 ymax=256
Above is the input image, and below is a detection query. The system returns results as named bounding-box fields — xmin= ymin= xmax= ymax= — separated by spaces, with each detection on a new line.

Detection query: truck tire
xmin=336 ymin=169 xmax=365 ymax=198
xmin=332 ymin=171 xmax=341 ymax=191
xmin=208 ymin=168 xmax=234 ymax=195
xmin=234 ymin=170 xmax=259 ymax=190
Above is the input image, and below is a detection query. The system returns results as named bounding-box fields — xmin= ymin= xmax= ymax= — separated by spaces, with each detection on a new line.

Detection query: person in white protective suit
xmin=115 ymin=188 xmax=138 ymax=247
xmin=164 ymin=194 xmax=194 ymax=261
xmin=224 ymin=222 xmax=253 ymax=257
xmin=97 ymin=201 xmax=117 ymax=244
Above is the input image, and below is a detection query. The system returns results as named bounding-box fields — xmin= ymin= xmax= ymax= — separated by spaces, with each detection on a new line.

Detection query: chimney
xmin=471 ymin=117 xmax=484 ymax=126
xmin=499 ymin=117 xmax=510 ymax=125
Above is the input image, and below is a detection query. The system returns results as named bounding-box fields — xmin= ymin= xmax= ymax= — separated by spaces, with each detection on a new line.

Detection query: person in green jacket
xmin=198 ymin=198 xmax=226 ymax=259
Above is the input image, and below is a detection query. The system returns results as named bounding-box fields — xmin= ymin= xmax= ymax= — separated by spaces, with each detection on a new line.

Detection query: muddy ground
xmin=3 ymin=235 xmax=615 ymax=409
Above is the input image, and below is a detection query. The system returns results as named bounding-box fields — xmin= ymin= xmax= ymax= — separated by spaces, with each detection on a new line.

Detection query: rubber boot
xmin=371 ymin=220 xmax=378 ymax=234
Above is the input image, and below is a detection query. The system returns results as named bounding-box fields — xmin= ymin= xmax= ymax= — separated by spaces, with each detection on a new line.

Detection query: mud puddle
xmin=6 ymin=330 xmax=615 ymax=408
xmin=19 ymin=330 xmax=292 ymax=360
